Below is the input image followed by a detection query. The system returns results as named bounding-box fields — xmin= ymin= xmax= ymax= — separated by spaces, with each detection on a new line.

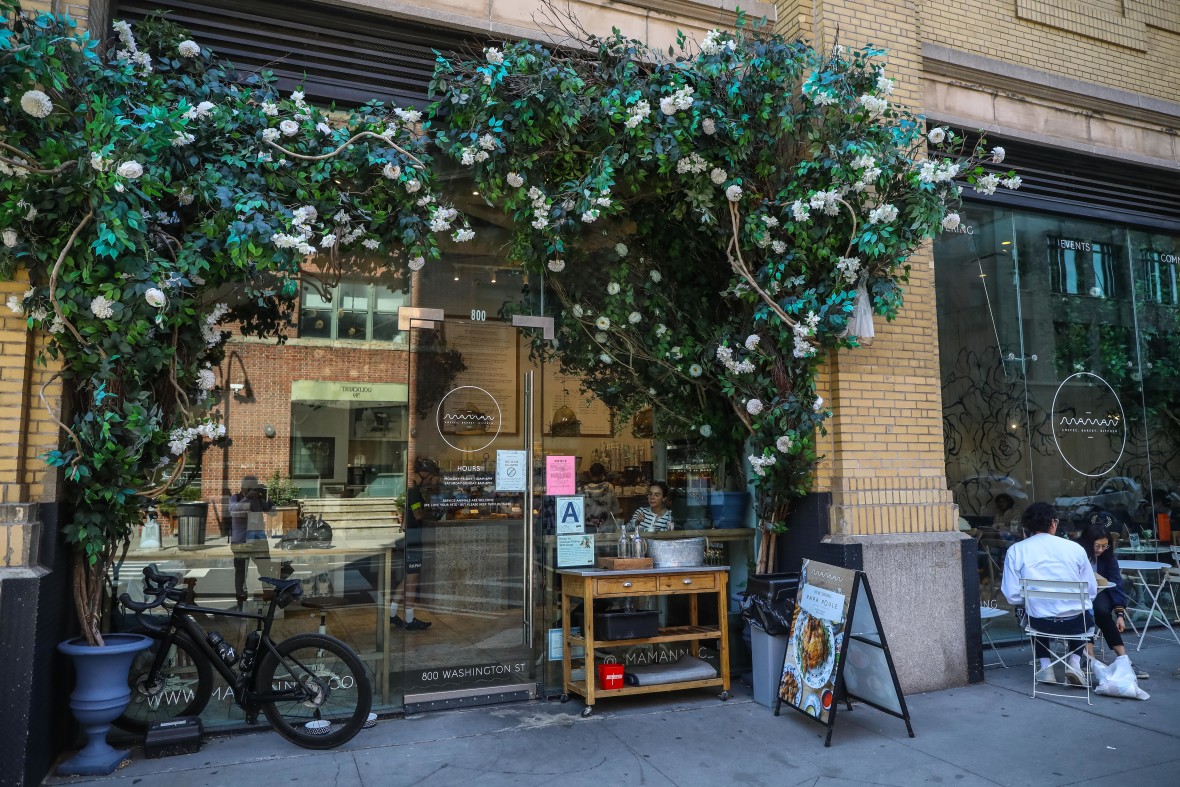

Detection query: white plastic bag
xmin=1090 ymin=654 xmax=1149 ymax=700
xmin=841 ymin=282 xmax=875 ymax=346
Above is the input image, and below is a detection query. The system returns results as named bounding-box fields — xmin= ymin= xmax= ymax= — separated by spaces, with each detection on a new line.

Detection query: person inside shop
xmin=628 ymin=481 xmax=675 ymax=532
xmin=581 ymin=462 xmax=620 ymax=532
xmin=390 ymin=456 xmax=438 ymax=630
xmin=1077 ymin=513 xmax=1149 ymax=679
xmin=991 ymin=493 xmax=1023 ymax=539
xmin=230 ymin=475 xmax=275 ymax=608
xmin=1001 ymin=502 xmax=1097 ymax=686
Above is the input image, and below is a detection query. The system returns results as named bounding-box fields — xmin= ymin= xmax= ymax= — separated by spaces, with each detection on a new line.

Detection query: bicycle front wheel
xmin=256 ymin=633 xmax=372 ymax=749
xmin=115 ymin=629 xmax=212 ymax=733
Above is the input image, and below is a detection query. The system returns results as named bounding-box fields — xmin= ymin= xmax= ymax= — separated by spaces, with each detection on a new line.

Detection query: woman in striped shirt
xmin=628 ymin=482 xmax=675 ymax=532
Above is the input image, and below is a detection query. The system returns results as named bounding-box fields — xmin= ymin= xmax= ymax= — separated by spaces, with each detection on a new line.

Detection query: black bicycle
xmin=115 ymin=565 xmax=372 ymax=749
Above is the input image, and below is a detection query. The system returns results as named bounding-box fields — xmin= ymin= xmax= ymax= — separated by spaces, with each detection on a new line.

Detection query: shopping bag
xmin=1090 ymin=654 xmax=1149 ymax=700
xmin=839 ymin=282 xmax=875 ymax=346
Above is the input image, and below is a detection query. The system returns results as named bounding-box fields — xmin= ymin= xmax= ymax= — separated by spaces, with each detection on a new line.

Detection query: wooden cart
xmin=558 ymin=566 xmax=731 ymax=716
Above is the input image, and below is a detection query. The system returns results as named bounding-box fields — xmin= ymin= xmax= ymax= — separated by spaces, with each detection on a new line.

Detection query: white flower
xmin=836 ymin=255 xmax=861 ymax=283
xmin=875 ymin=74 xmax=895 ymax=95
xmin=506 ymin=172 xmax=524 ymax=188
xmin=725 ymin=184 xmax=742 ymax=202
xmin=5 ymin=295 xmax=20 ymax=313
xmin=116 ymin=160 xmax=144 ymax=179
xmin=615 ymin=243 xmax=629 ymax=257
xmin=572 ymin=305 xmax=584 ymax=318
xmin=453 ymin=228 xmax=475 ymax=242
xmin=699 ymin=424 xmax=712 ymax=437
xmin=407 ymin=256 xmax=425 ymax=271
xmin=177 ymin=40 xmax=201 ymax=57
xmin=548 ymin=258 xmax=566 ymax=272
xmin=361 ymin=238 xmax=380 ymax=250
xmin=927 ymin=127 xmax=946 ymax=145
xmin=478 ymin=134 xmax=497 ymax=151
xmin=89 ymin=153 xmax=108 ymax=172
xmin=628 ymin=311 xmax=642 ymax=324
xmin=858 ymin=94 xmax=888 ymax=116
xmin=868 ymin=204 xmax=898 ymax=224
xmin=320 ymin=234 xmax=337 ymax=248
xmin=316 ymin=122 xmax=332 ymax=135
xmin=90 ymin=295 xmax=115 ymax=319
xmin=625 ymin=100 xmax=651 ymax=129
xmin=812 ymin=90 xmax=837 ymax=107
xmin=394 ymin=107 xmax=422 ymax=124
xmin=600 ymin=353 xmax=613 ymax=365
xmin=260 ymin=101 xmax=279 ymax=117
xmin=746 ymin=399 xmax=764 ymax=415
xmin=813 ymin=396 xmax=824 ymax=412
xmin=606 ymin=282 xmax=621 ymax=295
xmin=20 ymin=90 xmax=53 ymax=118
xmin=279 ymin=119 xmax=299 ymax=137
xmin=991 ymin=147 xmax=1006 ymax=164
xmin=114 ymin=182 xmax=125 ymax=193
xmin=974 ymin=174 xmax=1000 ymax=195
xmin=745 ymin=334 xmax=760 ymax=351
xmin=460 ymin=148 xmax=475 ymax=166
xmin=405 ymin=179 xmax=422 ymax=193
xmin=669 ymin=346 xmax=682 ymax=359
xmin=172 ymin=132 xmax=194 ymax=146
xmin=701 ymin=117 xmax=716 ymax=135
xmin=791 ymin=200 xmax=810 ymax=222
xmin=941 ymin=212 xmax=961 ymax=231
xmin=581 ymin=209 xmax=600 ymax=223
xmin=1002 ymin=176 xmax=1022 ymax=190
xmin=650 ymin=270 xmax=662 ymax=283
xmin=689 ymin=363 xmax=703 ymax=377
xmin=197 ymin=367 xmax=216 ymax=391
xmin=771 ymin=240 xmax=787 ymax=254
xmin=595 ymin=316 xmax=611 ymax=330
xmin=776 ymin=435 xmax=793 ymax=453
xmin=261 ymin=128 xmax=280 ymax=143
xmin=659 ymin=86 xmax=694 ymax=115
xmin=196 ymin=100 xmax=215 ymax=116
xmin=485 ymin=47 xmax=504 ymax=64
xmin=382 ymin=163 xmax=401 ymax=181
xmin=709 ymin=168 xmax=727 ymax=185
xmin=655 ymin=323 xmax=667 ymax=336
xmin=144 ymin=287 xmax=167 ymax=308
xmin=2 ymin=230 xmax=17 ymax=248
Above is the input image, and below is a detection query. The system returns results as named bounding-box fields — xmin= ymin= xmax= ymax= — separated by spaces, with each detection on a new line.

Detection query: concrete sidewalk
xmin=44 ymin=641 xmax=1180 ymax=786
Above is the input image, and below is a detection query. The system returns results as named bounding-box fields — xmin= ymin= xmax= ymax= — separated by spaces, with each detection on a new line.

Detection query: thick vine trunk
xmin=72 ymin=547 xmax=115 ymax=647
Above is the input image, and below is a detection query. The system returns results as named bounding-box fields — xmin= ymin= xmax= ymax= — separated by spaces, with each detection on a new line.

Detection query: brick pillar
xmin=775 ymin=1 xmax=979 ymax=692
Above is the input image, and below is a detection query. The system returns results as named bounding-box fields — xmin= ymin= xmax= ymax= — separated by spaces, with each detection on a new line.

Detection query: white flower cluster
xmin=90 ymin=294 xmax=116 ymax=319
xmin=676 ymin=152 xmax=708 ymax=175
xmin=715 ymin=344 xmax=756 ymax=375
xmin=810 ymin=90 xmax=837 ymax=107
xmin=813 ymin=396 xmax=824 ymax=412
xmin=178 ymin=40 xmax=201 ymax=58
xmin=5 ymin=294 xmax=21 ymax=313
xmin=112 ymin=20 xmax=152 ymax=76
xmin=178 ymin=187 xmax=194 ymax=206
xmin=506 ymin=172 xmax=524 ymax=188
xmin=927 ymin=127 xmax=946 ymax=145
xmin=581 ymin=208 xmax=600 ymax=223
xmin=748 ymin=452 xmax=777 ymax=477
xmin=279 ymin=119 xmax=299 ymax=137
xmin=453 ymin=228 xmax=475 ymax=242
xmin=725 ymin=184 xmax=742 ymax=202
xmin=382 ymin=163 xmax=401 ymax=181
xmin=941 ymin=212 xmax=961 ymax=231
xmin=973 ymin=174 xmax=1020 ymax=195
xmin=201 ymin=303 xmax=230 ymax=346
xmin=868 ymin=203 xmax=898 ymax=224
xmin=850 ymin=155 xmax=881 ymax=187
xmin=790 ymin=200 xmax=810 ymax=222
xmin=858 ymin=94 xmax=888 ymax=117
xmin=548 ymin=258 xmax=565 ymax=272
xmin=836 ymin=255 xmax=861 ymax=283
xmin=699 ymin=29 xmax=736 ymax=56
xmin=625 ymin=100 xmax=651 ymax=129
xmin=699 ymin=424 xmax=713 ymax=437
xmin=701 ymin=117 xmax=716 ymax=135
xmin=394 ymin=107 xmax=422 ymax=124
xmin=991 ymin=147 xmax=1006 ymax=164
xmin=793 ymin=311 xmax=820 ymax=358
xmin=116 ymin=160 xmax=144 ymax=179
xmin=2 ymin=229 xmax=17 ymax=248
xmin=169 ymin=422 xmax=226 ymax=455
xmin=917 ymin=159 xmax=959 ymax=184
xmin=408 ymin=256 xmax=425 ymax=271
xmin=809 ymin=190 xmax=842 ymax=216
xmin=271 ymin=205 xmax=319 ymax=255
xmin=428 ymin=205 xmax=459 ymax=233
xmin=144 ymin=287 xmax=167 ymax=308
xmin=875 ymin=73 xmax=895 ymax=95
xmin=526 ymin=186 xmax=551 ymax=230
xmin=196 ymin=366 xmax=216 ymax=392
xmin=485 ymin=47 xmax=504 ymax=65
xmin=659 ymin=86 xmax=695 ymax=116
xmin=776 ymin=435 xmax=793 ymax=453
xmin=182 ymin=100 xmax=215 ymax=121
xmin=0 ymin=159 xmax=30 ymax=179
xmin=20 ymin=89 xmax=53 ymax=118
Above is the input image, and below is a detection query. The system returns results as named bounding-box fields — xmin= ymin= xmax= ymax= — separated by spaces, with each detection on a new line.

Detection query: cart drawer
xmin=658 ymin=573 xmax=717 ymax=591
xmin=594 ymin=576 xmax=658 ymax=596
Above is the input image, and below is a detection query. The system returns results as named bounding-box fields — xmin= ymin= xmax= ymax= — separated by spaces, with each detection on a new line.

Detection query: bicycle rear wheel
xmin=115 ymin=629 xmax=212 ymax=733
xmin=256 ymin=633 xmax=372 ymax=749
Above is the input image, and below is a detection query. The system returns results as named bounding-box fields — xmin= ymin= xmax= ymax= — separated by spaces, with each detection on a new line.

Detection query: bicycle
xmin=115 ymin=564 xmax=372 ymax=749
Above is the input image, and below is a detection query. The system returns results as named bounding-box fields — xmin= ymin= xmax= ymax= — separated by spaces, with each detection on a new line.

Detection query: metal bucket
xmin=645 ymin=536 xmax=708 ymax=568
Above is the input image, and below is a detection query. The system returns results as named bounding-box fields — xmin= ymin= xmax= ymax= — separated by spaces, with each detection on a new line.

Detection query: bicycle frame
xmin=140 ymin=596 xmax=317 ymax=719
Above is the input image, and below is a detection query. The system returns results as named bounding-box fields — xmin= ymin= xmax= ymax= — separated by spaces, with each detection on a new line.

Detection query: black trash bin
xmin=176 ymin=502 xmax=209 ymax=550
xmin=741 ymin=572 xmax=800 ymax=707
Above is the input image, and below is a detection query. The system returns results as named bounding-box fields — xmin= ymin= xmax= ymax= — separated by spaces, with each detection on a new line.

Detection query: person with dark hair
xmin=1077 ymin=514 xmax=1149 ymax=679
xmin=390 ymin=457 xmax=438 ymax=630
xmin=1001 ymin=501 xmax=1097 ymax=686
xmin=230 ymin=475 xmax=275 ymax=607
xmin=581 ymin=462 xmax=620 ymax=531
xmin=628 ymin=481 xmax=675 ymax=532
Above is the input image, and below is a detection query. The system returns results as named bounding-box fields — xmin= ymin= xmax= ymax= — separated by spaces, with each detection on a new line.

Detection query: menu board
xmin=444 ymin=322 xmax=519 ymax=434
xmin=774 ymin=560 xmax=912 ymax=746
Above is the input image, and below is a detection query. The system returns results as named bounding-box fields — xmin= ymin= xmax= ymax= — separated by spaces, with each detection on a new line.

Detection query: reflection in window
xmin=1143 ymin=250 xmax=1179 ymax=306
xmin=1048 ymin=238 xmax=1119 ymax=298
xmin=298 ymin=280 xmax=406 ymax=341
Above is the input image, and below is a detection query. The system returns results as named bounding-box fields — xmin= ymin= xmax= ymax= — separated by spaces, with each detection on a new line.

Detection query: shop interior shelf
xmin=568 ymin=625 xmax=722 ymax=648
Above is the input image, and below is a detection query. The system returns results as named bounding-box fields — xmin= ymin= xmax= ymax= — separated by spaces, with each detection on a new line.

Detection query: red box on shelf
xmin=597 ymin=662 xmax=625 ymax=690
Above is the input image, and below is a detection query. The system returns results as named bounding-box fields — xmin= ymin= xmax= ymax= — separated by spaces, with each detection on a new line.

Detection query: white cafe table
xmin=1115 ymin=545 xmax=1173 ymax=558
xmin=1117 ymin=560 xmax=1180 ymax=650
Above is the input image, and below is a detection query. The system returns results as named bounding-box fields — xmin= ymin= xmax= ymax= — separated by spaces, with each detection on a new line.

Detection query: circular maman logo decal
xmin=435 ymin=386 xmax=502 ymax=453
xmin=1050 ymin=372 xmax=1126 ymax=477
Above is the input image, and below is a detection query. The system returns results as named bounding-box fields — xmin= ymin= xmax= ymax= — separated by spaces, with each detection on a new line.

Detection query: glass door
xmin=394 ymin=257 xmax=539 ymax=711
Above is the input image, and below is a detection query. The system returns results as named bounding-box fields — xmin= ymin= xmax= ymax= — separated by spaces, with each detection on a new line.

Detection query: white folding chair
xmin=1019 ymin=578 xmax=1096 ymax=705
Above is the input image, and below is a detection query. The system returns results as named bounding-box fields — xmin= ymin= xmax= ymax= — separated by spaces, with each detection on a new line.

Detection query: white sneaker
xmin=1035 ymin=667 xmax=1058 ymax=684
xmin=1063 ymin=664 xmax=1086 ymax=687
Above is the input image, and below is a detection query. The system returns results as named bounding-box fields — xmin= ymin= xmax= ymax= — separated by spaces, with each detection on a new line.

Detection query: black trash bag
xmin=740 ymin=572 xmax=800 ymax=636
xmin=278 ymin=515 xmax=334 ymax=550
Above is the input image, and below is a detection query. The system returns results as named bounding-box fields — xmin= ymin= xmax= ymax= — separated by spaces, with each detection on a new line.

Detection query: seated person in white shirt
xmin=1001 ymin=502 xmax=1097 ymax=686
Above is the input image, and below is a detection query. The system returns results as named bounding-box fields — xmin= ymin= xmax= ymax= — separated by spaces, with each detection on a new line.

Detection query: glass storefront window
xmin=937 ymin=203 xmax=1180 ymax=644
xmin=298 ymin=279 xmax=407 ymax=342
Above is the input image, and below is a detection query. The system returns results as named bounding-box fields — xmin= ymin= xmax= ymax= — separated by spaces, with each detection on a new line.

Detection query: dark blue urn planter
xmin=57 ymin=633 xmax=152 ymax=776
xmin=708 ymin=490 xmax=751 ymax=529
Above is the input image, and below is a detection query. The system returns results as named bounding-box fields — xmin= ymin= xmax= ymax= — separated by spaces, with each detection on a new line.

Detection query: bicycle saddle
xmin=260 ymin=577 xmax=302 ymax=593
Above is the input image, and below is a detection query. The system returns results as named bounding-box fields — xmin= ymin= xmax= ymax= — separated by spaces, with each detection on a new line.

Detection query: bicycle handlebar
xmin=119 ymin=564 xmax=181 ymax=612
